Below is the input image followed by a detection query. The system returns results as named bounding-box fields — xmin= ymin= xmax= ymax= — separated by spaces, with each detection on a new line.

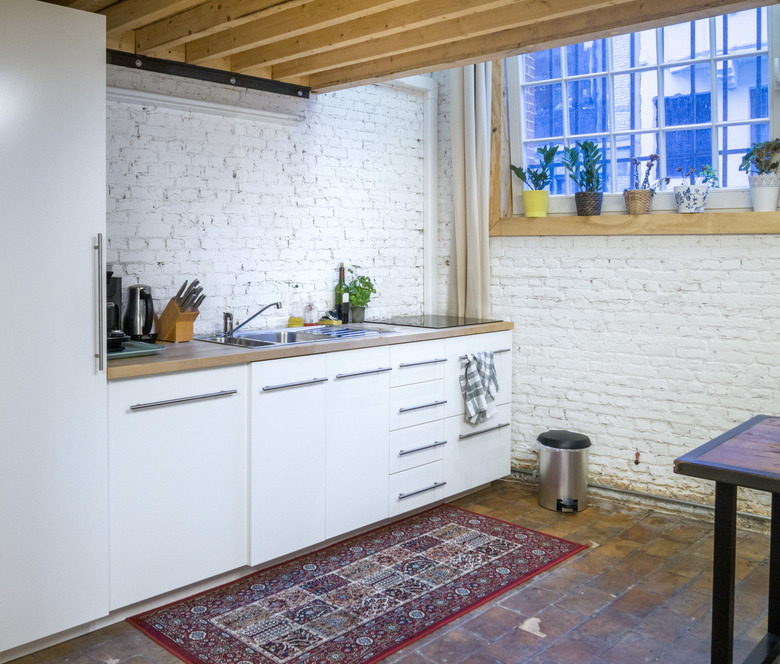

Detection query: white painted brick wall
xmin=106 ymin=68 xmax=426 ymax=333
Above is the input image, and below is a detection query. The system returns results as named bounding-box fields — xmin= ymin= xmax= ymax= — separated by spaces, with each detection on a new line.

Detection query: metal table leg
xmin=712 ymin=482 xmax=737 ymax=664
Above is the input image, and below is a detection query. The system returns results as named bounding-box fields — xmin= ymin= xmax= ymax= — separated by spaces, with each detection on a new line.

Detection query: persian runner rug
xmin=129 ymin=504 xmax=586 ymax=664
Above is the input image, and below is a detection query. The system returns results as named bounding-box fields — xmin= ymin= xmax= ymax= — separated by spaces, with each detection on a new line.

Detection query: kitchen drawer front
xmin=252 ymin=352 xmax=328 ymax=392
xmin=389 ymin=420 xmax=447 ymax=474
xmin=388 ymin=461 xmax=445 ymax=517
xmin=443 ymin=403 xmax=511 ymax=498
xmin=390 ymin=340 xmax=447 ymax=387
xmin=390 ymin=379 xmax=446 ymax=431
xmin=444 ymin=331 xmax=513 ymax=418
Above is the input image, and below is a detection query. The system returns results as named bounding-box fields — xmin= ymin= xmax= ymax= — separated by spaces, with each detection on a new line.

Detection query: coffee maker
xmin=106 ymin=272 xmax=129 ymax=352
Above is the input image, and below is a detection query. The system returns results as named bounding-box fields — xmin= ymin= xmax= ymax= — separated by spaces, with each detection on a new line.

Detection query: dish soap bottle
xmin=288 ymin=284 xmax=304 ymax=328
xmin=335 ymin=262 xmax=349 ymax=324
xmin=303 ymin=298 xmax=319 ymax=326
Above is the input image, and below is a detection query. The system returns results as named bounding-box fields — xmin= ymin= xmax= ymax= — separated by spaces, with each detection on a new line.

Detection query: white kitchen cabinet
xmin=390 ymin=340 xmax=446 ymax=387
xmin=249 ymin=355 xmax=328 ymax=565
xmin=0 ymin=1 xmax=108 ymax=651
xmin=388 ymin=461 xmax=446 ymax=517
xmin=325 ymin=347 xmax=391 ymax=538
xmin=108 ymin=366 xmax=248 ymax=610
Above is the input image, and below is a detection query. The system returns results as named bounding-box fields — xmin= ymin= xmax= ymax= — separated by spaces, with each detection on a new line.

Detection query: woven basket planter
xmin=574 ymin=191 xmax=603 ymax=216
xmin=623 ymin=189 xmax=653 ymax=215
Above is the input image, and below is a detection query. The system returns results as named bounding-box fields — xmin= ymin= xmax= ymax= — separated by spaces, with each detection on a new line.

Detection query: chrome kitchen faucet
xmin=224 ymin=302 xmax=282 ymax=337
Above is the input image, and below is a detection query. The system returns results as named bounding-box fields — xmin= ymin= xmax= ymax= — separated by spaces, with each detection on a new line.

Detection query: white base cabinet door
xmin=108 ymin=366 xmax=248 ymax=610
xmin=250 ymin=355 xmax=328 ymax=565
xmin=325 ymin=347 xmax=391 ymax=539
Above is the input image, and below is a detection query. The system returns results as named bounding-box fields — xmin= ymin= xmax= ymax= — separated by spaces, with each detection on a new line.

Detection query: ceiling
xmin=44 ymin=0 xmax=775 ymax=94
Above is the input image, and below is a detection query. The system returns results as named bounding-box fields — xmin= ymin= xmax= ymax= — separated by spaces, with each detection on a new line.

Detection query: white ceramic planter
xmin=674 ymin=184 xmax=709 ymax=213
xmin=748 ymin=173 xmax=780 ymax=212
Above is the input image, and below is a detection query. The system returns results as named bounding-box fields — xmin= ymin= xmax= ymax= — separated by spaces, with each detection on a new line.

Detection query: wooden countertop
xmin=107 ymin=321 xmax=514 ymax=380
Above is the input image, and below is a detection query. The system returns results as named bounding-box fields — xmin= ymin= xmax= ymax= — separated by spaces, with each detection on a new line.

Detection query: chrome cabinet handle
xmin=398 ymin=400 xmax=447 ymax=413
xmin=459 ymin=348 xmax=511 ymax=360
xmin=94 ymin=233 xmax=104 ymax=371
xmin=399 ymin=481 xmax=446 ymax=500
xmin=399 ymin=440 xmax=447 ymax=456
xmin=398 ymin=358 xmax=447 ymax=368
xmin=335 ymin=367 xmax=392 ymax=379
xmin=458 ymin=422 xmax=510 ymax=440
xmin=130 ymin=389 xmax=238 ymax=411
xmin=263 ymin=377 xmax=328 ymax=391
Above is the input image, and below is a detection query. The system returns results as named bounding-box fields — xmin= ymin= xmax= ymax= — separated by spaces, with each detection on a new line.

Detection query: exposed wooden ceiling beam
xmin=183 ymin=0 xmax=421 ymax=64
xmin=231 ymin=0 xmax=517 ymax=75
xmin=307 ymin=0 xmax=773 ymax=92
xmin=102 ymin=0 xmax=203 ymax=38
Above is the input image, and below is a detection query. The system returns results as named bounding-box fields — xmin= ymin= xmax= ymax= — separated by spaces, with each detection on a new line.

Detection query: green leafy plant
xmin=510 ymin=145 xmax=559 ymax=190
xmin=677 ymin=165 xmax=718 ymax=187
xmin=346 ymin=266 xmax=376 ymax=308
xmin=563 ymin=140 xmax=604 ymax=192
xmin=739 ymin=139 xmax=780 ymax=175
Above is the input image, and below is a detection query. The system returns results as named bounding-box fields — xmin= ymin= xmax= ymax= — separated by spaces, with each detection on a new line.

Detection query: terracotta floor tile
xmin=600 ymin=631 xmax=671 ymax=663
xmin=416 ymin=626 xmax=487 ymax=664
xmin=527 ymin=631 xmax=609 ymax=663
xmin=633 ymin=569 xmax=690 ymax=601
xmin=460 ymin=605 xmax=525 ymax=643
xmin=631 ymin=605 xmax=695 ymax=644
xmin=576 ymin=605 xmax=641 ymax=643
xmin=610 ymin=587 xmax=664 ymax=618
xmin=554 ymin=585 xmax=615 ymax=617
xmin=499 ymin=585 xmax=562 ymax=617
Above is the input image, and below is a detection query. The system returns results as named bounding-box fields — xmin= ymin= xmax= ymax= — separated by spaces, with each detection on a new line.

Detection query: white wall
xmin=106 ymin=67 xmax=427 ymax=333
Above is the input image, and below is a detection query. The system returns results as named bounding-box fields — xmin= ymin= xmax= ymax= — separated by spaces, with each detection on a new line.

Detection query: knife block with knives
xmin=157 ymin=279 xmax=204 ymax=342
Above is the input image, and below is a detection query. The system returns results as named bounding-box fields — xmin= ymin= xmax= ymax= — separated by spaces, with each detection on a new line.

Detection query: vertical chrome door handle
xmin=94 ymin=233 xmax=104 ymax=371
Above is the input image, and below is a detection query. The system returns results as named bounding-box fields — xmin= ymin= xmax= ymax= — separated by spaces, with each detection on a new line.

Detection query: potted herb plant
xmin=563 ymin=140 xmax=605 ymax=216
xmin=346 ymin=265 xmax=376 ymax=323
xmin=673 ymin=165 xmax=718 ymax=213
xmin=623 ymin=154 xmax=669 ymax=215
xmin=739 ymin=139 xmax=780 ymax=212
xmin=510 ymin=144 xmax=559 ymax=217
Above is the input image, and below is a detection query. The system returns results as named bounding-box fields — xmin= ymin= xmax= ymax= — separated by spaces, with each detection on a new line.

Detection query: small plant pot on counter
xmin=350 ymin=306 xmax=366 ymax=323
xmin=521 ymin=190 xmax=550 ymax=218
xmin=623 ymin=189 xmax=653 ymax=215
xmin=673 ymin=184 xmax=709 ymax=213
xmin=574 ymin=191 xmax=603 ymax=216
xmin=748 ymin=172 xmax=780 ymax=212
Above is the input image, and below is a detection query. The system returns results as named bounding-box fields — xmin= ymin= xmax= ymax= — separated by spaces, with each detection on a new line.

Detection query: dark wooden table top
xmin=674 ymin=415 xmax=780 ymax=493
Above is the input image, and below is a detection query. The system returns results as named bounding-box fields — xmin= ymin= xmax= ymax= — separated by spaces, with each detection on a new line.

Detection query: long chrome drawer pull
xmin=94 ymin=233 xmax=104 ymax=371
xmin=398 ymin=400 xmax=447 ymax=413
xmin=399 ymin=481 xmax=447 ymax=500
xmin=399 ymin=440 xmax=447 ymax=456
xmin=335 ymin=367 xmax=392 ymax=379
xmin=458 ymin=422 xmax=510 ymax=440
xmin=263 ymin=377 xmax=328 ymax=391
xmin=130 ymin=389 xmax=238 ymax=411
xmin=459 ymin=348 xmax=511 ymax=360
xmin=398 ymin=358 xmax=447 ymax=368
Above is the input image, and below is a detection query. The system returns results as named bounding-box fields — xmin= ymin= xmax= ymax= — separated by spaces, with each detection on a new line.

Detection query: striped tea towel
xmin=460 ymin=352 xmax=499 ymax=424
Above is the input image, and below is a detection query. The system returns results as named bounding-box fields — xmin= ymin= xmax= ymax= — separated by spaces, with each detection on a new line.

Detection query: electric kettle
xmin=122 ymin=284 xmax=156 ymax=341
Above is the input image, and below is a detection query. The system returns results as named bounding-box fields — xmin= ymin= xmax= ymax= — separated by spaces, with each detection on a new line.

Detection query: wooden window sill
xmin=489 ymin=211 xmax=780 ymax=236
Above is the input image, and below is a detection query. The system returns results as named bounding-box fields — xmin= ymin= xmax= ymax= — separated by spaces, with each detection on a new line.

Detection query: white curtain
xmin=450 ymin=63 xmax=492 ymax=319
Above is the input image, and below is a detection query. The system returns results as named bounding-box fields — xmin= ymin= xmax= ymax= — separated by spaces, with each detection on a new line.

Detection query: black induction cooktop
xmin=368 ymin=315 xmax=502 ymax=329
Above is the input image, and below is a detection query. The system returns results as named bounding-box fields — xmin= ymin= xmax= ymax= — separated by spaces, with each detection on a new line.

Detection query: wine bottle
xmin=335 ymin=262 xmax=349 ymax=324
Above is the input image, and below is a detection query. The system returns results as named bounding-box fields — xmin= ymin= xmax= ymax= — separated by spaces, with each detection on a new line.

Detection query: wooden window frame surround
xmin=488 ymin=53 xmax=780 ymax=237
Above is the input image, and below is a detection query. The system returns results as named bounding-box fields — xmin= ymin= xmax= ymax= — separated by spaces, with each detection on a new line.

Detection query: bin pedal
xmin=557 ymin=498 xmax=579 ymax=513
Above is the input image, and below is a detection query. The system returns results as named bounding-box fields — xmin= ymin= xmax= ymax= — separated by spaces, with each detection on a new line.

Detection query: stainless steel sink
xmin=197 ymin=325 xmax=398 ymax=350
xmin=197 ymin=336 xmax=277 ymax=348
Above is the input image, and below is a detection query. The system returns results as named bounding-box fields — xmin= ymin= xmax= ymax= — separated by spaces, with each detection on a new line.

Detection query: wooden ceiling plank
xmin=185 ymin=0 xmax=428 ymax=63
xmin=102 ymin=0 xmax=204 ymax=38
xmin=134 ymin=0 xmax=309 ymax=54
xmin=263 ymin=0 xmax=635 ymax=78
xmin=307 ymin=0 xmax=772 ymax=92
xmin=231 ymin=0 xmax=516 ymax=74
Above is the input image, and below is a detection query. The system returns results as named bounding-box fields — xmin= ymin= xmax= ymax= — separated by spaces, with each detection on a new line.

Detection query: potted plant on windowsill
xmin=510 ymin=144 xmax=559 ymax=218
xmin=346 ymin=265 xmax=376 ymax=323
xmin=563 ymin=140 xmax=605 ymax=216
xmin=623 ymin=154 xmax=669 ymax=215
xmin=739 ymin=139 xmax=780 ymax=212
xmin=673 ymin=165 xmax=718 ymax=213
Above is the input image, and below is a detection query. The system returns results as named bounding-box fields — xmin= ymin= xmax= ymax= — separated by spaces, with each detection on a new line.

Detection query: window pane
xmin=613 ymin=72 xmax=658 ymax=132
xmin=715 ymin=8 xmax=767 ymax=54
xmin=566 ymin=39 xmax=607 ymax=75
xmin=524 ymin=141 xmax=566 ymax=195
xmin=663 ymin=18 xmax=711 ymax=63
xmin=664 ymin=128 xmax=713 ymax=180
xmin=522 ymin=49 xmax=561 ymax=83
xmin=718 ymin=124 xmax=766 ymax=187
xmin=663 ymin=64 xmax=712 ymax=126
xmin=612 ymin=30 xmax=657 ymax=69
xmin=614 ymin=133 xmax=660 ymax=190
xmin=716 ymin=55 xmax=768 ymax=123
xmin=567 ymin=77 xmax=608 ymax=134
xmin=523 ymin=83 xmax=563 ymax=139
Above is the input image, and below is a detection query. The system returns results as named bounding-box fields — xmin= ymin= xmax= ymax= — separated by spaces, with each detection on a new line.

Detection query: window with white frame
xmin=505 ymin=7 xmax=778 ymax=214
